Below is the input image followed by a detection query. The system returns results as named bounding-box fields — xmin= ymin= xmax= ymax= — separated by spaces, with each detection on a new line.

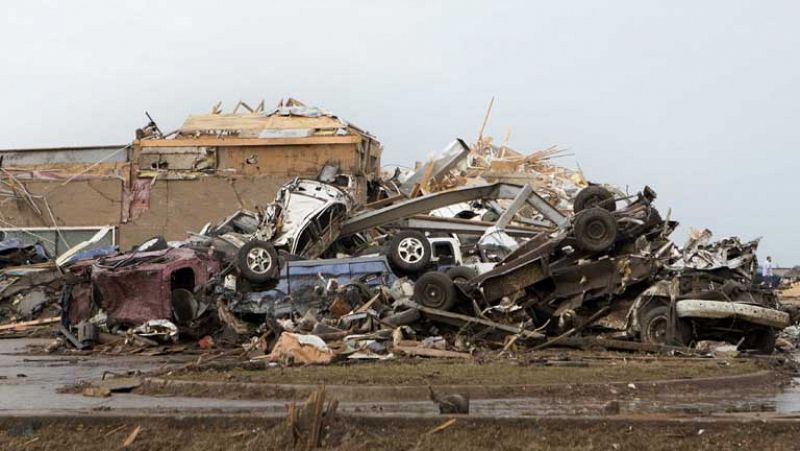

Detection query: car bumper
xmin=676 ymin=299 xmax=790 ymax=329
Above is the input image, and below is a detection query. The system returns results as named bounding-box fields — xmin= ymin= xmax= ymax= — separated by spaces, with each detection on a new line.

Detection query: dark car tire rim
xmin=586 ymin=219 xmax=609 ymax=242
xmin=423 ymin=283 xmax=444 ymax=306
xmin=645 ymin=315 xmax=668 ymax=343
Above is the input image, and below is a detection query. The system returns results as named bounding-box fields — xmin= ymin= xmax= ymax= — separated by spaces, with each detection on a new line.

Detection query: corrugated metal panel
xmin=0 ymin=145 xmax=129 ymax=165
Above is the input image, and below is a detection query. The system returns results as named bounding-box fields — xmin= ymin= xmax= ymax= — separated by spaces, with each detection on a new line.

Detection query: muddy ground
xmin=5 ymin=338 xmax=800 ymax=449
xmin=3 ymin=414 xmax=800 ymax=451
xmin=163 ymin=353 xmax=763 ymax=386
xmin=134 ymin=355 xmax=776 ymax=405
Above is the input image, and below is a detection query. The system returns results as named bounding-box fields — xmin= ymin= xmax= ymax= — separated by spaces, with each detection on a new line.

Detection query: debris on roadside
xmin=428 ymin=386 xmax=469 ymax=414
xmin=81 ymin=386 xmax=112 ymax=398
xmin=1 ymin=118 xmax=792 ymax=366
xmin=263 ymin=332 xmax=334 ymax=365
xmin=285 ymin=387 xmax=339 ymax=449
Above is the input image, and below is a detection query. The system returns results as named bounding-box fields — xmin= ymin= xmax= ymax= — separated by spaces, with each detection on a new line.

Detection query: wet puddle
xmin=0 ymin=338 xmax=279 ymax=414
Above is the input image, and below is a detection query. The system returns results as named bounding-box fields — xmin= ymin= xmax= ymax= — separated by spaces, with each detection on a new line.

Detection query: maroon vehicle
xmin=66 ymin=247 xmax=218 ymax=327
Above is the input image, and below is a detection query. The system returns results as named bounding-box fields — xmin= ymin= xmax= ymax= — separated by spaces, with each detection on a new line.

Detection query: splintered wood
xmin=286 ymin=387 xmax=339 ymax=449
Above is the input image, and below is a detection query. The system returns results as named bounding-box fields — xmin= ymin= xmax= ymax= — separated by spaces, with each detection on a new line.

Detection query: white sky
xmin=1 ymin=1 xmax=798 ymax=264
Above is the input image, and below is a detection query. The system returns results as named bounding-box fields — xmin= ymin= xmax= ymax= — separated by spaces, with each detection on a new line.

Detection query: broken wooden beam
xmin=394 ymin=345 xmax=471 ymax=359
xmin=0 ymin=316 xmax=59 ymax=332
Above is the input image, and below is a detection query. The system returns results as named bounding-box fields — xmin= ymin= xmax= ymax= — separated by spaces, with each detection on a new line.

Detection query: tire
xmin=741 ymin=328 xmax=777 ymax=355
xmin=574 ymin=186 xmax=616 ymax=213
xmin=640 ymin=305 xmax=691 ymax=346
xmin=388 ymin=231 xmax=432 ymax=273
xmin=237 ymin=239 xmax=279 ymax=283
xmin=573 ymin=207 xmax=618 ymax=252
xmin=445 ymin=266 xmax=478 ymax=284
xmin=171 ymin=288 xmax=198 ymax=326
xmin=413 ymin=271 xmax=457 ymax=311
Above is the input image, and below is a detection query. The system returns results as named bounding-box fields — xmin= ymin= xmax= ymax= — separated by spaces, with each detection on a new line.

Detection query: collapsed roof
xmin=173 ymin=98 xmax=377 ymax=141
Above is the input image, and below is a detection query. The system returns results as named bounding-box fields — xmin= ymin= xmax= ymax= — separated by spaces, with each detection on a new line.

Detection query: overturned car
xmin=198 ymin=171 xmax=355 ymax=286
xmin=626 ymin=236 xmax=789 ymax=353
xmin=412 ymin=186 xmax=666 ymax=314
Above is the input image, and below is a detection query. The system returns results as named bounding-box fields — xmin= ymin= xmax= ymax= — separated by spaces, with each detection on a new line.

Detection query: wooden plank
xmin=415 ymin=161 xmax=436 ymax=196
xmin=136 ymin=136 xmax=361 ymax=148
xmin=0 ymin=316 xmax=59 ymax=332
xmin=477 ymin=97 xmax=494 ymax=140
xmin=179 ymin=113 xmax=346 ymax=133
xmin=122 ymin=426 xmax=142 ymax=448
xmin=427 ymin=418 xmax=457 ymax=434
xmin=531 ymin=307 xmax=610 ymax=351
xmin=394 ymin=346 xmax=472 ymax=359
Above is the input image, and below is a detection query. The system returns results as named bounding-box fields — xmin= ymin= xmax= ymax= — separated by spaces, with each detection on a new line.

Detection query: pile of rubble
xmin=0 ymin=140 xmax=794 ymax=363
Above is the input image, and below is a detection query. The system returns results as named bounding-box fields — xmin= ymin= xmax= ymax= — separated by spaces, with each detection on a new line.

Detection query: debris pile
xmin=0 ymin=131 xmax=792 ymax=362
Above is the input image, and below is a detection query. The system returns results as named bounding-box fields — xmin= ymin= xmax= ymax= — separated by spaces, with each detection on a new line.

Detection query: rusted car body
xmin=66 ymin=248 xmax=217 ymax=327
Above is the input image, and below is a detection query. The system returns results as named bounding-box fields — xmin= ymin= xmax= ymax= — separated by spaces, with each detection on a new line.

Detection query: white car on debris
xmin=198 ymin=172 xmax=354 ymax=284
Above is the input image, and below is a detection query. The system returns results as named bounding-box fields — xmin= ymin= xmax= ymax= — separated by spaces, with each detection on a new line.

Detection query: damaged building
xmin=0 ymin=98 xmax=381 ymax=253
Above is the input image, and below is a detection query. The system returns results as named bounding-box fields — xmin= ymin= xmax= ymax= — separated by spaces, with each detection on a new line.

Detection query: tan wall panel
xmin=217 ymin=144 xmax=358 ymax=176
xmin=0 ymin=179 xmax=122 ymax=229
xmin=118 ymin=176 xmax=288 ymax=249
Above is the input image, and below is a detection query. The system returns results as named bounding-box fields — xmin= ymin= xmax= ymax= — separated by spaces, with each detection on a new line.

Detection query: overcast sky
xmin=1 ymin=1 xmax=798 ymax=264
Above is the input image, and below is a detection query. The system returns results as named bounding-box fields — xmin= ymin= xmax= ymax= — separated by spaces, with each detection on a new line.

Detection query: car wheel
xmin=388 ymin=231 xmax=432 ymax=273
xmin=574 ymin=185 xmax=616 ymax=213
xmin=741 ymin=328 xmax=777 ymax=355
xmin=171 ymin=288 xmax=198 ymax=326
xmin=237 ymin=239 xmax=279 ymax=283
xmin=640 ymin=305 xmax=691 ymax=346
xmin=573 ymin=207 xmax=618 ymax=252
xmin=413 ymin=271 xmax=457 ymax=311
xmin=445 ymin=266 xmax=478 ymax=284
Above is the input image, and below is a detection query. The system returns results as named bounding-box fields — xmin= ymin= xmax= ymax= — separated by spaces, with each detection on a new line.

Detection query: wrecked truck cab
xmin=356 ymin=232 xmax=495 ymax=277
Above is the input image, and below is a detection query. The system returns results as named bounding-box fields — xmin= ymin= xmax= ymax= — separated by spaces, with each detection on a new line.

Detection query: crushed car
xmin=625 ymin=235 xmax=789 ymax=353
xmin=64 ymin=245 xmax=219 ymax=331
xmin=411 ymin=186 xmax=666 ymax=317
xmin=197 ymin=169 xmax=355 ymax=285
